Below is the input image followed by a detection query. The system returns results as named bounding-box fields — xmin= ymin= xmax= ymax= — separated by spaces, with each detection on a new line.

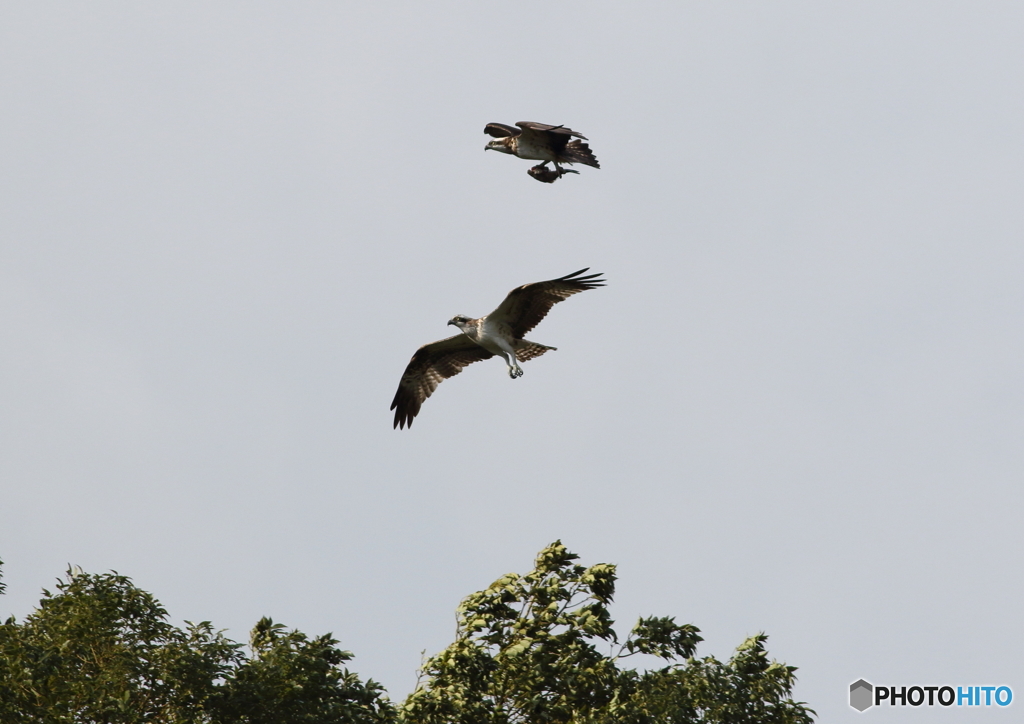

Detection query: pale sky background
xmin=2 ymin=3 xmax=1022 ymax=721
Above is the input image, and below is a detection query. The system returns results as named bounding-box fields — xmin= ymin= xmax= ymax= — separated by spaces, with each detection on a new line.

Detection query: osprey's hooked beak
xmin=484 ymin=144 xmax=491 ymax=151
xmin=447 ymin=320 xmax=456 ymax=326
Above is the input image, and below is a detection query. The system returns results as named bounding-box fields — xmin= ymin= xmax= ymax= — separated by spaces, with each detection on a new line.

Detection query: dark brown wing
xmin=488 ymin=269 xmax=605 ymax=339
xmin=515 ymin=121 xmax=588 ymax=140
xmin=484 ymin=123 xmax=520 ymax=138
xmin=391 ymin=334 xmax=493 ymax=429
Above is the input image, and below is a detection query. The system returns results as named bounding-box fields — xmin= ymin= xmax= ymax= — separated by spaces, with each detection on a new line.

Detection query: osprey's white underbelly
xmin=514 ymin=138 xmax=556 ymax=162
xmin=475 ymin=318 xmax=516 ymax=356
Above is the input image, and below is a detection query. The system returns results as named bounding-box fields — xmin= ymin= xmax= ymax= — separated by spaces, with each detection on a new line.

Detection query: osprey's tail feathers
xmin=514 ymin=340 xmax=557 ymax=361
xmin=563 ymin=140 xmax=600 ymax=169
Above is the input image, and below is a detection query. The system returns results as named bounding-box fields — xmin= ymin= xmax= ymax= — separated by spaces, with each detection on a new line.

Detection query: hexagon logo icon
xmin=850 ymin=679 xmax=873 ymax=712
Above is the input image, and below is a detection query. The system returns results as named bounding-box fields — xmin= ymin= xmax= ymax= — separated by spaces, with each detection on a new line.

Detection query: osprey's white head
xmin=448 ymin=315 xmax=472 ymax=330
xmin=485 ymin=138 xmax=514 ymax=155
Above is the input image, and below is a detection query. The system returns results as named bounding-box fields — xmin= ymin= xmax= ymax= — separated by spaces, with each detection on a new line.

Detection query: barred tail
xmin=563 ymin=139 xmax=600 ymax=169
xmin=514 ymin=340 xmax=557 ymax=361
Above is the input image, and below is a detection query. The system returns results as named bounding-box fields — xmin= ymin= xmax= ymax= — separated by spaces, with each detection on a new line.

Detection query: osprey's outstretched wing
xmin=390 ymin=335 xmax=494 ymax=429
xmin=484 ymin=122 xmax=520 ymax=138
xmin=515 ymin=121 xmax=588 ymax=140
xmin=489 ymin=268 xmax=606 ymax=339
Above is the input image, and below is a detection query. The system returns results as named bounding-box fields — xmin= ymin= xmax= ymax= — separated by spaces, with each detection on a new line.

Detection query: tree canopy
xmin=403 ymin=541 xmax=813 ymax=724
xmin=0 ymin=558 xmax=392 ymax=724
xmin=0 ymin=546 xmax=813 ymax=723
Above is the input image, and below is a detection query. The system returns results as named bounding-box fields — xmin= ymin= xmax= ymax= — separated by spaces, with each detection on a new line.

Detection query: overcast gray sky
xmin=2 ymin=3 xmax=1022 ymax=721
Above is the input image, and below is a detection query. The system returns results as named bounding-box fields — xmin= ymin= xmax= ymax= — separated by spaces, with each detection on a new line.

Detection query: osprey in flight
xmin=484 ymin=122 xmax=600 ymax=183
xmin=390 ymin=268 xmax=605 ymax=429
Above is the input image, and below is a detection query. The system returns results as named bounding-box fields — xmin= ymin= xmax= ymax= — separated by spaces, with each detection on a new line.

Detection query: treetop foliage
xmin=0 ymin=544 xmax=813 ymax=723
xmin=0 ymin=563 xmax=392 ymax=724
xmin=403 ymin=541 xmax=813 ymax=724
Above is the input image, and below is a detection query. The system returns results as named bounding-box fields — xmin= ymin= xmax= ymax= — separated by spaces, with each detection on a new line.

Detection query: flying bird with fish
xmin=391 ymin=269 xmax=606 ymax=429
xmin=484 ymin=122 xmax=600 ymax=183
